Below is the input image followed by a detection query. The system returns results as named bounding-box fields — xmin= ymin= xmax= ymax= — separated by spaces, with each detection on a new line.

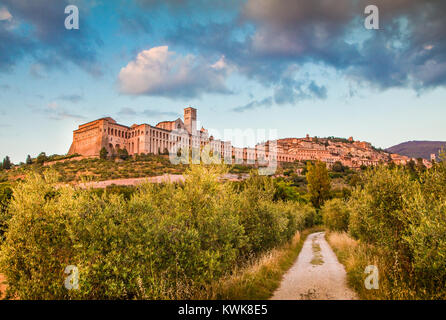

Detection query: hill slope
xmin=386 ymin=141 xmax=445 ymax=160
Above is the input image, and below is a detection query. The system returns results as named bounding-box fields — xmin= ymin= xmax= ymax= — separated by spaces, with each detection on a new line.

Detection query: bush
xmin=347 ymin=165 xmax=446 ymax=299
xmin=322 ymin=198 xmax=349 ymax=232
xmin=0 ymin=166 xmax=315 ymax=299
xmin=348 ymin=166 xmax=416 ymax=253
xmin=273 ymin=180 xmax=307 ymax=203
xmin=0 ymin=184 xmax=13 ymax=242
xmin=306 ymin=161 xmax=331 ymax=208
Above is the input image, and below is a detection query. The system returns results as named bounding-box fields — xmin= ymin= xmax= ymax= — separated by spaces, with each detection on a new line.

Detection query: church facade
xmin=68 ymin=107 xmax=208 ymax=157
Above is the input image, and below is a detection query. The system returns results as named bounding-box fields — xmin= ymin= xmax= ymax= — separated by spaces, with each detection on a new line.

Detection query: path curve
xmin=271 ymin=232 xmax=358 ymax=300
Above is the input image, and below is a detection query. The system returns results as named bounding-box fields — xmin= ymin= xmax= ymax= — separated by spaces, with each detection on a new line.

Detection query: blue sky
xmin=0 ymin=0 xmax=445 ymax=163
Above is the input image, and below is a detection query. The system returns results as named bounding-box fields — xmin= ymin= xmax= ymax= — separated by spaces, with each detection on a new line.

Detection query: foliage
xmin=99 ymin=147 xmax=108 ymax=160
xmin=36 ymin=152 xmax=47 ymax=165
xmin=347 ymin=164 xmax=446 ymax=299
xmin=322 ymin=199 xmax=350 ymax=232
xmin=306 ymin=161 xmax=331 ymax=208
xmin=331 ymin=161 xmax=346 ymax=173
xmin=1 ymin=154 xmax=187 ymax=184
xmin=117 ymin=148 xmax=129 ymax=160
xmin=0 ymin=165 xmax=315 ymax=299
xmin=2 ymin=157 xmax=11 ymax=170
xmin=0 ymin=184 xmax=13 ymax=242
xmin=273 ymin=180 xmax=307 ymax=203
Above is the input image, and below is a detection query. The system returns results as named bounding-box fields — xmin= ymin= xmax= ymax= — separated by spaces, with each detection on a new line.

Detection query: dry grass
xmin=327 ymin=232 xmax=360 ymax=270
xmin=327 ymin=231 xmax=358 ymax=251
xmin=326 ymin=231 xmax=417 ymax=300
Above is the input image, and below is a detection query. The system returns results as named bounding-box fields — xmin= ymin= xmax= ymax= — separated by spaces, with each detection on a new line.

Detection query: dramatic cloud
xmin=241 ymin=0 xmax=446 ymax=90
xmin=0 ymin=0 xmax=102 ymax=75
xmin=232 ymin=77 xmax=327 ymax=112
xmin=2 ymin=0 xmax=446 ymax=102
xmin=135 ymin=0 xmax=239 ymax=14
xmin=160 ymin=0 xmax=446 ymax=96
xmin=274 ymin=80 xmax=327 ymax=105
xmin=118 ymin=46 xmax=232 ymax=98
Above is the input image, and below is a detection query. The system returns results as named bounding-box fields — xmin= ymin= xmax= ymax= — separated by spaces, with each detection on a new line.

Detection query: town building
xmin=68 ymin=107 xmax=430 ymax=169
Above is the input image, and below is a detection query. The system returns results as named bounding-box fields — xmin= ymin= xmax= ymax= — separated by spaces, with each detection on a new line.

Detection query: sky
xmin=0 ymin=0 xmax=445 ymax=163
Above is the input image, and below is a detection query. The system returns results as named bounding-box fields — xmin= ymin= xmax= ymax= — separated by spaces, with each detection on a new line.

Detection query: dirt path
xmin=271 ymin=232 xmax=358 ymax=300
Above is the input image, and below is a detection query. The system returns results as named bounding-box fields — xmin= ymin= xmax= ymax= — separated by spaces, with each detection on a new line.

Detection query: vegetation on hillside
xmin=325 ymin=160 xmax=446 ymax=299
xmin=0 ymin=154 xmax=187 ymax=183
xmin=0 ymin=165 xmax=316 ymax=299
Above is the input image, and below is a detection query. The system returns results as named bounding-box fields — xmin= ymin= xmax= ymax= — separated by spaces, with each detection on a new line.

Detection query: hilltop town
xmin=68 ymin=107 xmax=432 ymax=169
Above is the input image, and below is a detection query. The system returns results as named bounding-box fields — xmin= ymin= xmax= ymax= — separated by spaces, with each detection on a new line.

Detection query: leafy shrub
xmin=348 ymin=166 xmax=416 ymax=254
xmin=0 ymin=166 xmax=315 ymax=299
xmin=322 ymin=198 xmax=349 ymax=231
xmin=0 ymin=184 xmax=13 ymax=242
xmin=347 ymin=165 xmax=446 ymax=299
xmin=273 ymin=180 xmax=308 ymax=203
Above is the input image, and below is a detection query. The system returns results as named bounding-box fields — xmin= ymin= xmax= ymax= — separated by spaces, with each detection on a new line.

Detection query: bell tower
xmin=184 ymin=107 xmax=197 ymax=134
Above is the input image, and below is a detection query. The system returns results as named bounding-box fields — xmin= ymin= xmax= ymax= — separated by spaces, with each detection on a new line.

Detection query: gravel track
xmin=271 ymin=232 xmax=358 ymax=300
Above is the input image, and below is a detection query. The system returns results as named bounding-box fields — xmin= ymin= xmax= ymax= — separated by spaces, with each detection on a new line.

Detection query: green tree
xmin=26 ymin=155 xmax=33 ymax=165
xmin=36 ymin=152 xmax=47 ymax=165
xmin=273 ymin=180 xmax=307 ymax=203
xmin=117 ymin=148 xmax=129 ymax=160
xmin=416 ymin=158 xmax=426 ymax=173
xmin=332 ymin=161 xmax=345 ymax=173
xmin=0 ymin=184 xmax=13 ymax=241
xmin=321 ymin=198 xmax=350 ymax=231
xmin=99 ymin=147 xmax=108 ymax=160
xmin=306 ymin=161 xmax=331 ymax=208
xmin=2 ymin=156 xmax=12 ymax=170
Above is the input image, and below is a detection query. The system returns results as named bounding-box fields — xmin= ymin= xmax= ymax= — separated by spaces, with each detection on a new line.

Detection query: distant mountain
xmin=386 ymin=141 xmax=446 ymax=160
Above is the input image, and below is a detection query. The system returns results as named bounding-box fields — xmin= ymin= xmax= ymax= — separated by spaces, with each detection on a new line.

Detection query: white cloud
xmin=118 ymin=46 xmax=232 ymax=98
xmin=0 ymin=7 xmax=12 ymax=21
